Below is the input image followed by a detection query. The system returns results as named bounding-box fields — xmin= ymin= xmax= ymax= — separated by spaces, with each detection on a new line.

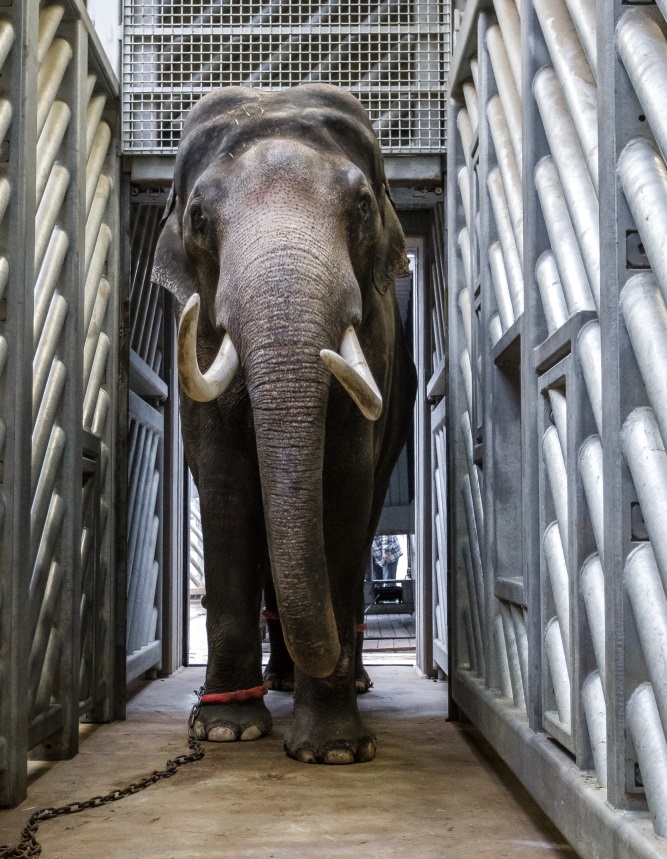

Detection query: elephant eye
xmin=358 ymin=193 xmax=372 ymax=216
xmin=190 ymin=201 xmax=207 ymax=235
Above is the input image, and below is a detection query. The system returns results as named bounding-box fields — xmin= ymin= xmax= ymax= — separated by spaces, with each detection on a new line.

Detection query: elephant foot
xmin=193 ymin=699 xmax=272 ymax=743
xmin=263 ymin=668 xmax=295 ymax=692
xmin=355 ymin=667 xmax=373 ymax=695
xmin=284 ymin=712 xmax=376 ymax=765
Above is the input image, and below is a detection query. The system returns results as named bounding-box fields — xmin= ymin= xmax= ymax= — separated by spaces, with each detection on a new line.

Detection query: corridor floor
xmin=0 ymin=666 xmax=577 ymax=858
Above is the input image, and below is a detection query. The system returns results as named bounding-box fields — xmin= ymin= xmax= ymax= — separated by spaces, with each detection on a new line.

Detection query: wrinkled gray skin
xmin=152 ymin=84 xmax=417 ymax=764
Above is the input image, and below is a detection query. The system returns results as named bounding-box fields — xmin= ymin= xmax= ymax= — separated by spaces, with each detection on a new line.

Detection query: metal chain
xmin=0 ymin=687 xmax=206 ymax=859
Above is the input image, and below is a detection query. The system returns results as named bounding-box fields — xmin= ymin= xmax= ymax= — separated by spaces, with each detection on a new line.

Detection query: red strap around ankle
xmin=262 ymin=608 xmax=280 ymax=620
xmin=201 ymin=684 xmax=268 ymax=705
xmin=356 ymin=623 xmax=367 ymax=632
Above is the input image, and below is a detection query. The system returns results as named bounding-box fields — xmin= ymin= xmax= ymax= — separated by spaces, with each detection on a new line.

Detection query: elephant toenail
xmin=323 ymin=748 xmax=355 ymax=765
xmin=358 ymin=740 xmax=377 ymax=762
xmin=240 ymin=725 xmax=262 ymax=741
xmin=208 ymin=726 xmax=237 ymax=742
xmin=295 ymin=748 xmax=317 ymax=763
xmin=194 ymin=721 xmax=207 ymax=740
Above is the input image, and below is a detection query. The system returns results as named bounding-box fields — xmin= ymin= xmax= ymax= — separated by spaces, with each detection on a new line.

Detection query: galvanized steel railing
xmin=0 ymin=0 xmax=120 ymax=808
xmin=448 ymin=1 xmax=667 ymax=856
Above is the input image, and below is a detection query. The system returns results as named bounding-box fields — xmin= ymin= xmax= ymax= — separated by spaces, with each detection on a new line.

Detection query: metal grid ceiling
xmin=122 ymin=0 xmax=449 ymax=154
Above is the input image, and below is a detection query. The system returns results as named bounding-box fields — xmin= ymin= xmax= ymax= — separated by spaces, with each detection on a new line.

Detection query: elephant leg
xmin=191 ymin=447 xmax=272 ymax=743
xmin=354 ymin=579 xmax=372 ymax=694
xmin=262 ymin=570 xmax=295 ymax=692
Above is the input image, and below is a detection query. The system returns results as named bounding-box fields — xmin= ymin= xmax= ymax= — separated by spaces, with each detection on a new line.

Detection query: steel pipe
xmin=461 ymin=411 xmax=484 ymax=540
xmin=456 ymin=108 xmax=473 ymax=161
xmin=534 ymin=0 xmax=598 ymax=192
xmin=146 ymin=305 xmax=163 ymax=370
xmin=0 ymin=20 xmax=14 ymax=73
xmin=37 ymin=38 xmax=72 ymax=138
xmin=492 ymin=0 xmax=521 ymax=92
xmin=489 ymin=241 xmax=515 ymax=332
xmin=36 ymin=101 xmax=71 ymax=205
xmin=618 ymin=140 xmax=667 ymax=310
xmin=488 ymin=168 xmax=523 ymax=316
xmin=33 ymin=626 xmax=63 ymax=717
xmin=460 ymin=349 xmax=473 ymax=420
xmin=83 ymin=333 xmax=110 ymax=431
xmin=626 ymin=543 xmax=667 ymax=736
xmin=457 ymin=166 xmax=471 ymax=235
xmin=534 ymin=68 xmax=600 ymax=309
xmin=534 ymin=158 xmax=596 ymax=314
xmin=579 ymin=435 xmax=604 ymax=560
xmin=83 ymin=279 xmax=111 ymax=387
xmin=459 ymin=227 xmax=472 ymax=290
xmin=30 ymin=425 xmax=65 ymax=570
xmin=0 ymin=335 xmax=7 ymax=381
xmin=32 ymin=359 xmax=67 ymax=494
xmin=37 ymin=5 xmax=64 ymax=65
xmin=0 ymin=255 xmax=8 ymax=305
xmin=627 ymin=683 xmax=667 ymax=838
xmin=543 ymin=521 xmax=570 ymax=664
xmin=545 ymin=617 xmax=571 ymax=725
xmin=0 ymin=178 xmax=10 ymax=231
xmin=621 ymin=408 xmax=667 ymax=592
xmin=461 ymin=605 xmax=476 ymax=672
xmin=29 ymin=558 xmax=63 ymax=711
xmin=33 ymin=294 xmax=68 ymax=423
xmin=618 ymin=11 xmax=667 ymax=170
xmin=500 ymin=601 xmax=525 ymax=709
xmin=489 ymin=314 xmax=503 ymax=347
xmin=29 ymin=494 xmax=64 ymax=638
xmin=34 ymin=164 xmax=70 ymax=275
xmin=0 ymin=99 xmax=11 ymax=150
xmin=463 ymin=543 xmax=485 ymax=676
xmin=131 ymin=508 xmax=160 ymax=651
xmin=486 ymin=26 xmax=522 ymax=167
xmin=84 ymin=225 xmax=112 ymax=332
xmin=462 ymin=475 xmax=486 ymax=646
xmin=459 ymin=288 xmax=472 ymax=355
xmin=92 ymin=390 xmax=110 ymax=438
xmin=34 ymin=228 xmax=68 ymax=348
xmin=487 ymin=96 xmax=523 ymax=260
xmin=127 ymin=434 xmax=159 ymax=589
xmin=582 ymin=671 xmax=607 ymax=788
xmin=86 ymin=93 xmax=107 ymax=157
xmin=510 ymin=604 xmax=529 ymax=701
xmin=542 ymin=426 xmax=569 ymax=552
xmin=470 ymin=58 xmax=479 ymax=90
xmin=495 ymin=614 xmax=514 ymax=701
xmin=536 ymin=252 xmax=569 ymax=334
xmin=127 ymin=473 xmax=159 ymax=650
xmin=563 ymin=0 xmax=596 ymax=78
xmin=127 ymin=423 xmax=146 ymax=527
xmin=86 ymin=122 xmax=111 ymax=215
xmin=578 ymin=322 xmax=602 ymax=435
xmin=462 ymin=81 xmax=478 ymax=133
xmin=547 ymin=388 xmax=567 ymax=461
xmin=621 ymin=274 xmax=667 ymax=449
xmin=580 ymin=553 xmax=606 ymax=688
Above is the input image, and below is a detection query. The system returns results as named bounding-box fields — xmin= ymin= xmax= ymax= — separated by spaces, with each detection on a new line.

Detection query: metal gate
xmin=448 ymin=1 xmax=667 ymax=856
xmin=0 ymin=0 xmax=121 ymax=807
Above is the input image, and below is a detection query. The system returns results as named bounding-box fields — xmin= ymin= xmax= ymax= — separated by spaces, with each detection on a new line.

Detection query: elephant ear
xmin=373 ymin=184 xmax=409 ymax=296
xmin=151 ymin=187 xmax=198 ymax=305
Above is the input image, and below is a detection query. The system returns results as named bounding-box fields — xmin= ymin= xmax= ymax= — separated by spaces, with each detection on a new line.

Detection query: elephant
xmin=151 ymin=84 xmax=417 ymax=764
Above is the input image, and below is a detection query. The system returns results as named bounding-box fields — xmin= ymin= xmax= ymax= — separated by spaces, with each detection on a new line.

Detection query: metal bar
xmin=31 ymin=359 xmax=67 ymax=495
xmin=30 ymin=426 xmax=65 ymax=571
xmin=619 ymin=279 xmax=667 ymax=499
xmin=458 ymin=227 xmax=472 ymax=291
xmin=83 ymin=333 xmax=109 ymax=430
xmin=547 ymin=388 xmax=567 ymax=460
xmin=563 ymin=0 xmax=596 ymax=79
xmin=92 ymin=389 xmax=110 ymax=439
xmin=489 ymin=314 xmax=502 ymax=347
xmin=487 ymin=96 xmax=523 ymax=259
xmin=460 ymin=349 xmax=473 ymax=420
xmin=544 ymin=617 xmax=571 ymax=725
xmin=85 ymin=174 xmax=112 ymax=273
xmin=543 ymin=521 xmax=570 ymax=664
xmin=533 ymin=67 xmax=600 ymax=310
xmin=618 ymin=140 xmax=667 ymax=313
xmin=534 ymin=157 xmax=595 ymax=314
xmin=37 ymin=38 xmax=72 ymax=138
xmin=489 ymin=241 xmax=515 ymax=332
xmin=459 ymin=288 xmax=472 ymax=356
xmin=492 ymin=0 xmax=521 ymax=92
xmin=85 ymin=121 xmax=110 ymax=215
xmin=582 ymin=671 xmax=607 ymax=788
xmin=34 ymin=228 xmax=68 ymax=349
xmin=510 ymin=604 xmax=529 ymax=703
xmin=579 ymin=435 xmax=604 ymax=560
xmin=488 ymin=167 xmax=523 ymax=316
xmin=462 ymin=80 xmax=478 ymax=133
xmin=83 ymin=224 xmax=111 ymax=333
xmin=127 ymin=471 xmax=159 ymax=652
xmin=534 ymin=0 xmax=598 ymax=192
xmin=462 ymin=477 xmax=486 ymax=648
xmin=461 ymin=411 xmax=484 ymax=540
xmin=36 ymin=101 xmax=71 ymax=205
xmin=618 ymin=11 xmax=667 ymax=171
xmin=626 ymin=544 xmax=667 ymax=737
xmin=29 ymin=494 xmax=64 ymax=639
xmin=542 ymin=426 xmax=568 ymax=554
xmin=456 ymin=107 xmax=473 ymax=163
xmin=500 ymin=600 xmax=525 ymax=708
xmin=577 ymin=322 xmax=602 ymax=436
xmin=580 ymin=553 xmax=606 ymax=689
xmin=495 ymin=612 xmax=513 ymax=700
xmin=86 ymin=92 xmax=107 ymax=157
xmin=627 ymin=683 xmax=667 ymax=838
xmin=34 ymin=164 xmax=70 ymax=275
xmin=28 ymin=562 xmax=64 ymax=714
xmin=37 ymin=5 xmax=64 ymax=65
xmin=83 ymin=277 xmax=110 ymax=388
xmin=486 ymin=25 xmax=522 ymax=167
xmin=32 ymin=294 xmax=68 ymax=423
xmin=621 ymin=408 xmax=667 ymax=592
xmin=457 ymin=166 xmax=471 ymax=235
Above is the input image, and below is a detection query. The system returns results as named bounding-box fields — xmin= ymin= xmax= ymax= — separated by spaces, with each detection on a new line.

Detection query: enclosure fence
xmin=448 ymin=1 xmax=667 ymax=857
xmin=0 ymin=0 xmax=121 ymax=808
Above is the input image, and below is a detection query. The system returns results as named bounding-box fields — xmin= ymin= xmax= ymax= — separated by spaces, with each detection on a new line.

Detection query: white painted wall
xmin=86 ymin=0 xmax=122 ymax=79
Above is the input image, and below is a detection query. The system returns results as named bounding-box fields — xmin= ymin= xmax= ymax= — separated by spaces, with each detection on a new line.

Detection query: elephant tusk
xmin=320 ymin=326 xmax=383 ymax=421
xmin=178 ymin=293 xmax=239 ymax=402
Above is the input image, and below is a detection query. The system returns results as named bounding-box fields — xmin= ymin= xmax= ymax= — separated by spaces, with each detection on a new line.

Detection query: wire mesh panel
xmin=122 ymin=0 xmax=450 ymax=154
xmin=0 ymin=0 xmax=121 ymax=808
xmin=446 ymin=0 xmax=667 ymax=856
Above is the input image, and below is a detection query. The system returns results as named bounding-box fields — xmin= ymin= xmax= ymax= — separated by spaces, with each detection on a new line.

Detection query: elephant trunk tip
xmin=284 ymin=609 xmax=340 ymax=678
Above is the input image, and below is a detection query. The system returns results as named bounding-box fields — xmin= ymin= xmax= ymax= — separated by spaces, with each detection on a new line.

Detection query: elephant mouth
xmin=177 ymin=292 xmax=382 ymax=420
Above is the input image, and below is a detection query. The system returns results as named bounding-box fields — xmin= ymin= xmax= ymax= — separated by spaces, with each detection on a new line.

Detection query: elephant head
xmin=152 ymin=85 xmax=408 ymax=679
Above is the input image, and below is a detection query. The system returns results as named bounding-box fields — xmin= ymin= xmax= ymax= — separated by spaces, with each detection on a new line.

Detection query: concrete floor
xmin=0 ymin=665 xmax=577 ymax=858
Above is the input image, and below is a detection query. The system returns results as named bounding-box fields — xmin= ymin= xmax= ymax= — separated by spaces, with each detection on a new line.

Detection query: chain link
xmin=0 ymin=687 xmax=206 ymax=859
